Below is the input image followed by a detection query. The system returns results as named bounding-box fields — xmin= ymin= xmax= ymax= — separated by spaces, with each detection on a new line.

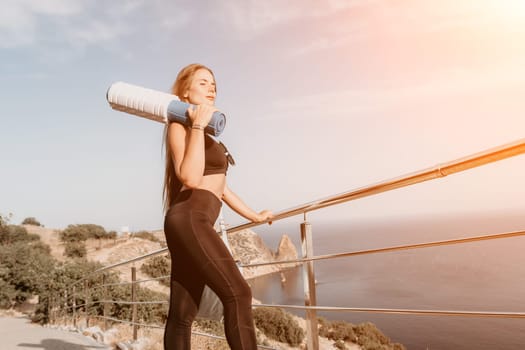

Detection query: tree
xmin=64 ymin=241 xmax=87 ymax=258
xmin=0 ymin=224 xmax=39 ymax=245
xmin=140 ymin=255 xmax=171 ymax=286
xmin=0 ymin=241 xmax=55 ymax=305
xmin=81 ymin=224 xmax=107 ymax=239
xmin=21 ymin=217 xmax=41 ymax=226
xmin=59 ymin=224 xmax=110 ymax=242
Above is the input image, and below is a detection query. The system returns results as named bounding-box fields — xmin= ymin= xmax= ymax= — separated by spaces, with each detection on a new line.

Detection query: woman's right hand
xmin=187 ymin=104 xmax=217 ymax=127
xmin=253 ymin=210 xmax=274 ymax=225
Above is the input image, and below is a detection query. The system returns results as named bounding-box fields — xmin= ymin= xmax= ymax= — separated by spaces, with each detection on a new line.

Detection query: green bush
xmin=318 ymin=318 xmax=357 ymax=342
xmin=82 ymin=224 xmax=109 ymax=239
xmin=140 ymin=255 xmax=171 ymax=286
xmin=64 ymin=241 xmax=87 ymax=258
xmin=195 ymin=318 xmax=225 ymax=336
xmin=30 ymin=241 xmax=52 ymax=255
xmin=0 ymin=278 xmax=16 ymax=309
xmin=0 ymin=224 xmax=39 ymax=245
xmin=60 ymin=225 xmax=88 ymax=242
xmin=0 ymin=221 xmax=167 ymax=326
xmin=32 ymin=258 xmax=168 ymax=325
xmin=33 ymin=259 xmax=107 ymax=323
xmin=21 ymin=217 xmax=41 ymax=226
xmin=334 ymin=339 xmax=348 ymax=350
xmin=355 ymin=322 xmax=390 ymax=347
xmin=85 ymin=281 xmax=168 ymax=324
xmin=318 ymin=318 xmax=405 ymax=350
xmin=0 ymin=240 xmax=56 ymax=306
xmin=131 ymin=230 xmax=160 ymax=242
xmin=60 ymin=224 xmax=112 ymax=243
xmin=253 ymin=307 xmax=304 ymax=346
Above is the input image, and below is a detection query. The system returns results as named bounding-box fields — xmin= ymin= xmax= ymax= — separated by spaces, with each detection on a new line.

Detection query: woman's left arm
xmin=222 ymin=184 xmax=273 ymax=223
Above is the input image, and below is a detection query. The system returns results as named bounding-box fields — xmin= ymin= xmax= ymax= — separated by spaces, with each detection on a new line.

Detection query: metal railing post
xmin=103 ymin=274 xmax=109 ymax=330
xmin=84 ymin=280 xmax=90 ymax=328
xmin=301 ymin=219 xmax=319 ymax=350
xmin=63 ymin=290 xmax=68 ymax=323
xmin=72 ymin=285 xmax=77 ymax=327
xmin=131 ymin=266 xmax=138 ymax=340
xmin=49 ymin=294 xmax=54 ymax=324
xmin=54 ymin=293 xmax=58 ymax=323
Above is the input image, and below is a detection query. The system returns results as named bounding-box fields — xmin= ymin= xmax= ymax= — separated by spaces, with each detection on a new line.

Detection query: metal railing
xmin=50 ymin=138 xmax=525 ymax=350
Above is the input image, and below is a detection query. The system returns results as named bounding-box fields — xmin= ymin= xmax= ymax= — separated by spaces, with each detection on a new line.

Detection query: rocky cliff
xmin=227 ymin=229 xmax=300 ymax=279
xmin=24 ymin=225 xmax=299 ymax=282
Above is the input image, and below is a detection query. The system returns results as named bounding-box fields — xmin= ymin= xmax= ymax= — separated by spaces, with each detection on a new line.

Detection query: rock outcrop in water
xmin=227 ymin=229 xmax=299 ymax=279
xmin=275 ymin=234 xmax=298 ymax=263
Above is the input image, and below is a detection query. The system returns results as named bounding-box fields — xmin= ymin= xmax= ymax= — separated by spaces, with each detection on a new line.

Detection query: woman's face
xmin=184 ymin=68 xmax=216 ymax=105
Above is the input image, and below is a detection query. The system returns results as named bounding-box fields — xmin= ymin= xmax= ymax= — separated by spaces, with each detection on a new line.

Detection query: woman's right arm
xmin=168 ymin=105 xmax=216 ymax=188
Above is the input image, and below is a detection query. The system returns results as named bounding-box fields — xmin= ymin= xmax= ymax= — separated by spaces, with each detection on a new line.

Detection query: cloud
xmin=269 ymin=66 xmax=525 ymax=120
xmin=288 ymin=0 xmax=525 ymax=56
xmin=0 ymin=0 xmax=85 ymax=48
xmin=0 ymin=0 xmax=190 ymax=50
xmin=212 ymin=0 xmax=378 ymax=40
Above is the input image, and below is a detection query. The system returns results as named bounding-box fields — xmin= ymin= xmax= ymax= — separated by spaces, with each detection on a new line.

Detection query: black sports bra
xmin=169 ymin=135 xmax=234 ymax=201
xmin=203 ymin=134 xmax=230 ymax=175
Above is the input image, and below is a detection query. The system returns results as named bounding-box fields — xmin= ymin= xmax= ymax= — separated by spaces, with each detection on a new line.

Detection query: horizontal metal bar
xmin=67 ymin=138 xmax=525 ymax=287
xmin=190 ymin=331 xmax=226 ymax=341
xmin=242 ymin=229 xmax=525 ymax=268
xmin=229 ymin=138 xmax=525 ymax=233
xmin=62 ymin=299 xmax=525 ymax=319
xmin=256 ymin=304 xmax=525 ymax=319
xmin=96 ymin=300 xmax=168 ymax=305
xmin=132 ymin=275 xmax=170 ymax=284
xmin=93 ymin=315 xmax=163 ymax=329
xmin=62 ymin=301 xmax=99 ymax=311
xmin=90 ymin=281 xmax=130 ymax=289
xmin=71 ymin=248 xmax=170 ymax=286
xmin=89 ymin=275 xmax=170 ymax=291
xmin=68 ymin=292 xmax=96 ymax=299
xmin=92 ymin=247 xmax=167 ymax=272
xmin=91 ymin=276 xmax=170 ymax=290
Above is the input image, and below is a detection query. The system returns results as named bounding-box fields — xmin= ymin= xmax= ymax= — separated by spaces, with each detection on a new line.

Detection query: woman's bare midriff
xmin=180 ymin=173 xmax=226 ymax=201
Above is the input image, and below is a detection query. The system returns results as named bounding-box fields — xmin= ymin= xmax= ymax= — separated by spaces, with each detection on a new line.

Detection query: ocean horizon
xmin=248 ymin=211 xmax=525 ymax=349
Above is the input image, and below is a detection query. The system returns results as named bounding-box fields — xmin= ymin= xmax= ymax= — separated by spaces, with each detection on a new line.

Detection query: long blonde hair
xmin=162 ymin=63 xmax=216 ymax=212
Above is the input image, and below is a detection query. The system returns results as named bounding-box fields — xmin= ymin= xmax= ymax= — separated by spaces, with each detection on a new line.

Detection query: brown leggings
xmin=163 ymin=189 xmax=257 ymax=350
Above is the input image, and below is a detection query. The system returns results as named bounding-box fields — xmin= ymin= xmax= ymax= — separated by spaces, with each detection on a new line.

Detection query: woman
xmin=163 ymin=63 xmax=273 ymax=350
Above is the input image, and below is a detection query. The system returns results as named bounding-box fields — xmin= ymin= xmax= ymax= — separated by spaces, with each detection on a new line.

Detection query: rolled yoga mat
xmin=106 ymin=82 xmax=226 ymax=136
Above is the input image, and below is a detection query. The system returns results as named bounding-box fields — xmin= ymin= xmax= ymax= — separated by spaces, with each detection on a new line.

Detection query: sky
xmin=1 ymin=0 xmax=524 ymax=232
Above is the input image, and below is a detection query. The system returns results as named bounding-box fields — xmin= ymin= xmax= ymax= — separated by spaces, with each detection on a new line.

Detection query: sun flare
xmin=486 ymin=0 xmax=525 ymax=17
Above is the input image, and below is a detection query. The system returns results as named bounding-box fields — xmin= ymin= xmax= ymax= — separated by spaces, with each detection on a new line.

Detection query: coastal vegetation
xmin=59 ymin=223 xmax=117 ymax=258
xmin=130 ymin=230 xmax=162 ymax=243
xmin=0 ymin=215 xmax=50 ymax=308
xmin=140 ymin=255 xmax=171 ymax=286
xmin=318 ymin=317 xmax=405 ymax=350
xmin=0 ymin=216 xmax=167 ymax=324
xmin=253 ymin=307 xmax=305 ymax=346
xmin=0 ymin=214 xmax=405 ymax=349
xmin=21 ymin=217 xmax=42 ymax=226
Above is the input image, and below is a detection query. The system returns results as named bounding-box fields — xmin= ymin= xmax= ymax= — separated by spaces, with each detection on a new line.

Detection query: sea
xmin=246 ymin=212 xmax=525 ymax=350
